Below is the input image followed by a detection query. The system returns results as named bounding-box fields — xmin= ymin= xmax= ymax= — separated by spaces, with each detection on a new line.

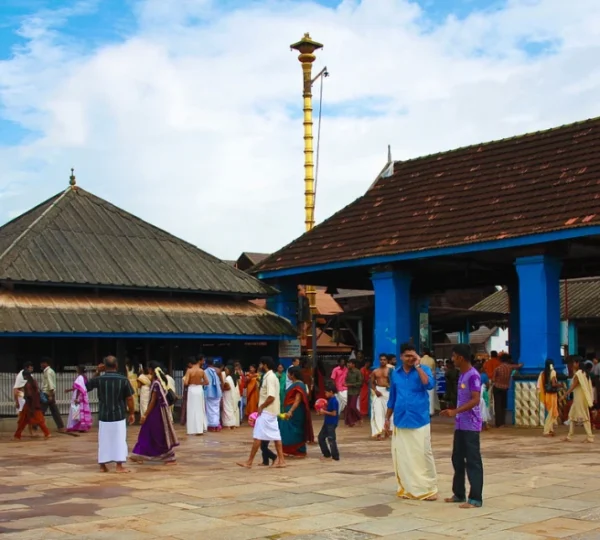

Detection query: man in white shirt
xmin=40 ymin=357 xmax=65 ymax=432
xmin=237 ymin=356 xmax=286 ymax=469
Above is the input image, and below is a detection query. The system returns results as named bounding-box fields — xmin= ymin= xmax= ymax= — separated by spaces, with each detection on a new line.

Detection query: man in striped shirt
xmin=86 ymin=356 xmax=135 ymax=472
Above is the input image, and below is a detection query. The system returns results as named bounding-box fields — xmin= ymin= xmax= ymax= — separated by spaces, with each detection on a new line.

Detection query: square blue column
xmin=568 ymin=320 xmax=578 ymax=355
xmin=508 ymin=286 xmax=520 ymax=359
xmin=514 ymin=255 xmax=562 ymax=373
xmin=371 ymin=269 xmax=412 ymax=360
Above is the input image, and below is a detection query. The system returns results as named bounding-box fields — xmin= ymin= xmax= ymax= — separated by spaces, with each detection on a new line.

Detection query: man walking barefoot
xmin=237 ymin=356 xmax=286 ymax=469
xmin=86 ymin=356 xmax=135 ymax=473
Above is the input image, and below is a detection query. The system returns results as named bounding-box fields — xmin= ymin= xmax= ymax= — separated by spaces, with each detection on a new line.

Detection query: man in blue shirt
xmin=384 ymin=343 xmax=438 ymax=501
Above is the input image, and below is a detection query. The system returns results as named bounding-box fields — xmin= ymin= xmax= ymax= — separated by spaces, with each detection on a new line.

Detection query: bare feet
xmin=44 ymin=435 xmax=51 ymax=440
xmin=424 ymin=495 xmax=438 ymax=502
xmin=320 ymin=456 xmax=332 ymax=462
xmin=165 ymin=461 xmax=177 ymax=466
xmin=444 ymin=496 xmax=465 ymax=503
xmin=100 ymin=464 xmax=109 ymax=473
xmin=271 ymin=460 xmax=287 ymax=468
xmin=58 ymin=428 xmax=67 ymax=433
xmin=115 ymin=464 xmax=130 ymax=473
xmin=459 ymin=502 xmax=479 ymax=509
xmin=562 ymin=437 xmax=572 ymax=442
xmin=236 ymin=462 xmax=252 ymax=469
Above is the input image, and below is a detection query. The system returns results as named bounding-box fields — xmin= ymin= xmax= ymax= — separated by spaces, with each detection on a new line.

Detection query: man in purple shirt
xmin=440 ymin=344 xmax=484 ymax=508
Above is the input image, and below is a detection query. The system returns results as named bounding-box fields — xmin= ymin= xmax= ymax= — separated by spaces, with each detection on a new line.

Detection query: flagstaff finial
xmin=69 ymin=168 xmax=76 ymax=187
xmin=388 ymin=144 xmax=392 ymax=163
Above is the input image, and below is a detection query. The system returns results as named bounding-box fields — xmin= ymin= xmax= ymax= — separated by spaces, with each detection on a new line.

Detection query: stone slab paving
xmin=1 ymin=418 xmax=600 ymax=539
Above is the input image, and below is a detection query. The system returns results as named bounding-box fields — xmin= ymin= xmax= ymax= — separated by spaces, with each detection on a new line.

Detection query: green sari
xmin=278 ymin=381 xmax=314 ymax=457
xmin=275 ymin=372 xmax=286 ymax=413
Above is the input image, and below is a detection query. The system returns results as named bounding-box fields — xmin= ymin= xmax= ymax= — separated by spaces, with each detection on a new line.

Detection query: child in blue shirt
xmin=317 ymin=381 xmax=340 ymax=461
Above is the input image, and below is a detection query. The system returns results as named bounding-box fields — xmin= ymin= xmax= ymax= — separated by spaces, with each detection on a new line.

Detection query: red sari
xmin=359 ymin=367 xmax=371 ymax=417
xmin=245 ymin=375 xmax=259 ymax=416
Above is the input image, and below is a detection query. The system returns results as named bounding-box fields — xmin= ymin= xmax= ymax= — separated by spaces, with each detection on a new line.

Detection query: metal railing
xmin=0 ymin=370 xmax=185 ymax=417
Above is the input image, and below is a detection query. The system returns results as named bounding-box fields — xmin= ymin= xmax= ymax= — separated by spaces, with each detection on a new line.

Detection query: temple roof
xmin=255 ymin=116 xmax=600 ymax=273
xmin=0 ymin=289 xmax=295 ymax=337
xmin=0 ymin=187 xmax=276 ymax=297
xmin=471 ymin=277 xmax=600 ymax=319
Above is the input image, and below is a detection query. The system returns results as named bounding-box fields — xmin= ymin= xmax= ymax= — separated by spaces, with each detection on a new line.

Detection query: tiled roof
xmin=255 ymin=117 xmax=600 ymax=272
xmin=241 ymin=252 xmax=270 ymax=266
xmin=447 ymin=326 xmax=498 ymax=345
xmin=0 ymin=187 xmax=275 ymax=296
xmin=471 ymin=278 xmax=600 ymax=319
xmin=0 ymin=290 xmax=295 ymax=336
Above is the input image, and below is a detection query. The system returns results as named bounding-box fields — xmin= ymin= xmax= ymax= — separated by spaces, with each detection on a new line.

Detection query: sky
xmin=1 ymin=0 xmax=600 ymax=261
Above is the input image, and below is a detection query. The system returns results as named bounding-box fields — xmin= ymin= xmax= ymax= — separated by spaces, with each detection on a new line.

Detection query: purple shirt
xmin=456 ymin=367 xmax=482 ymax=431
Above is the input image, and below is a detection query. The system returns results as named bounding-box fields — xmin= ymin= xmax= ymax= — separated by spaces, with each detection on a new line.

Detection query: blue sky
xmin=1 ymin=0 xmax=599 ymax=259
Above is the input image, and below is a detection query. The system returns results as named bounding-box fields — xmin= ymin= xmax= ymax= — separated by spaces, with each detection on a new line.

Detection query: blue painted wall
xmin=568 ymin=320 xmax=578 ymax=356
xmin=515 ymin=255 xmax=562 ymax=372
xmin=508 ymin=287 xmax=520 ymax=360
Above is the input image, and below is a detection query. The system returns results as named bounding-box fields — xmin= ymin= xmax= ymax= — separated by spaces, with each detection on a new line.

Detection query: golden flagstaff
xmin=290 ymin=32 xmax=324 ymax=349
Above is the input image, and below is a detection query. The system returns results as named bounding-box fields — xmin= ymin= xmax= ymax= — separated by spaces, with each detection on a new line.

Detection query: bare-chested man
xmin=371 ymin=354 xmax=391 ymax=440
xmin=184 ymin=357 xmax=209 ymax=435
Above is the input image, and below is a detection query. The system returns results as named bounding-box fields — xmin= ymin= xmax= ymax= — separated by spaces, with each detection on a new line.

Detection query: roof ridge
xmin=0 ymin=187 xmax=71 ymax=265
xmin=390 ymin=115 xmax=600 ymax=169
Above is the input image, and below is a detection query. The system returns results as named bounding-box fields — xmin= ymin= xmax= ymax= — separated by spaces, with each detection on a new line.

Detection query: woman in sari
xmin=564 ymin=356 xmax=594 ymax=443
xmin=14 ymin=372 xmax=51 ymax=440
xmin=65 ymin=365 xmax=92 ymax=433
xmin=538 ymin=359 xmax=560 ymax=437
xmin=278 ymin=367 xmax=314 ymax=457
xmin=245 ymin=365 xmax=259 ymax=417
xmin=126 ymin=361 xmax=140 ymax=413
xmin=276 ymin=364 xmax=286 ymax=413
xmin=131 ymin=362 xmax=179 ymax=464
xmin=138 ymin=367 xmax=152 ymax=418
xmin=222 ymin=365 xmax=241 ymax=428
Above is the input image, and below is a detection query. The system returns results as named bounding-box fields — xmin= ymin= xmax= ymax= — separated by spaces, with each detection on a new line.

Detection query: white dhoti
xmin=391 ymin=424 xmax=438 ymax=500
xmin=205 ymin=398 xmax=221 ymax=428
xmin=337 ymin=390 xmax=348 ymax=413
xmin=253 ymin=412 xmax=281 ymax=441
xmin=371 ymin=386 xmax=389 ymax=438
xmin=98 ymin=420 xmax=128 ymax=464
xmin=187 ymin=385 xmax=207 ymax=435
xmin=17 ymin=396 xmax=25 ymax=413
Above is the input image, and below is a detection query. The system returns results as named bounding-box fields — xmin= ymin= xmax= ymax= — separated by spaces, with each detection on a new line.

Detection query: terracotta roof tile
xmin=256 ymin=117 xmax=600 ymax=272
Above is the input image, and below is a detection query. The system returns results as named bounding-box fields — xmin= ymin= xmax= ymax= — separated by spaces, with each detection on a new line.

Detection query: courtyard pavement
xmin=1 ymin=417 xmax=599 ymax=539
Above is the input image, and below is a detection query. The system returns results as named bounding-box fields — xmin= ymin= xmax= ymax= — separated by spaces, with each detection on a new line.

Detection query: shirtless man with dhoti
xmin=370 ymin=354 xmax=391 ymax=440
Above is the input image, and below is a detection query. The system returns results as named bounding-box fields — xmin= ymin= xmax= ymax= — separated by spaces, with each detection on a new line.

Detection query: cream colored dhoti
xmin=371 ymin=386 xmax=389 ymax=438
xmin=391 ymin=424 xmax=438 ymax=500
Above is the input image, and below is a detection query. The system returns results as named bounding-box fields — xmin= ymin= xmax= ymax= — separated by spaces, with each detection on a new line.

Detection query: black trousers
xmin=41 ymin=395 xmax=64 ymax=430
xmin=493 ymin=387 xmax=507 ymax=427
xmin=451 ymin=430 xmax=483 ymax=504
xmin=261 ymin=440 xmax=276 ymax=465
xmin=318 ymin=424 xmax=339 ymax=460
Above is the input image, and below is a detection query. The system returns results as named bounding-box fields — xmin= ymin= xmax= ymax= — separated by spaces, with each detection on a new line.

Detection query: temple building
xmin=253 ymin=116 xmax=600 ymax=377
xmin=0 ymin=175 xmax=295 ymax=371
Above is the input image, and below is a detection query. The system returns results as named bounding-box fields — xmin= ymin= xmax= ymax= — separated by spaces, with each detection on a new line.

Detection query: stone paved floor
xmin=1 ymin=417 xmax=600 ymax=539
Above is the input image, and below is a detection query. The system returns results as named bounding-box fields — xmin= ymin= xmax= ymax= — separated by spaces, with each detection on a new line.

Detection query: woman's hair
xmin=77 ymin=364 xmax=86 ymax=375
xmin=226 ymin=364 xmax=239 ymax=386
xmin=543 ymin=359 xmax=555 ymax=385
xmin=288 ymin=366 xmax=302 ymax=381
xmin=149 ymin=361 xmax=169 ymax=386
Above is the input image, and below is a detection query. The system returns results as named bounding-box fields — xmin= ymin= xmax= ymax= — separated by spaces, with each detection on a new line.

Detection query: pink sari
xmin=66 ymin=375 xmax=93 ymax=432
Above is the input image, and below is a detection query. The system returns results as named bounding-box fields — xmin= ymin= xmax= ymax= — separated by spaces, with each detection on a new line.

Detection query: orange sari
xmin=245 ymin=375 xmax=259 ymax=416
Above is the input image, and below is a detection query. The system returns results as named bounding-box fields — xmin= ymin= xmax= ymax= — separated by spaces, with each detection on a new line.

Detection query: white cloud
xmin=1 ymin=0 xmax=600 ymax=260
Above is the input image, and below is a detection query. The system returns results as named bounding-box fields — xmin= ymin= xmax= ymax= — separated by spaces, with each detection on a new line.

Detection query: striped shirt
xmin=493 ymin=363 xmax=513 ymax=390
xmin=86 ymin=372 xmax=133 ymax=422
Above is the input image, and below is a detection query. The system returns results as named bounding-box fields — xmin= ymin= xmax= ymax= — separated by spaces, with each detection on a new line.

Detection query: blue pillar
xmin=514 ymin=255 xmax=562 ymax=373
xmin=371 ymin=269 xmax=412 ymax=360
xmin=266 ymin=280 xmax=299 ymax=364
xmin=568 ymin=320 xmax=578 ymax=356
xmin=508 ymin=286 xmax=520 ymax=359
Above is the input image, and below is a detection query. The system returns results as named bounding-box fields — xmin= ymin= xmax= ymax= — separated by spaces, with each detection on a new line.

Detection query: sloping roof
xmin=0 ymin=289 xmax=295 ymax=337
xmin=447 ymin=326 xmax=498 ymax=345
xmin=471 ymin=278 xmax=600 ymax=319
xmin=0 ymin=186 xmax=275 ymax=296
xmin=249 ymin=286 xmax=343 ymax=315
xmin=240 ymin=252 xmax=270 ymax=266
xmin=255 ymin=117 xmax=600 ymax=273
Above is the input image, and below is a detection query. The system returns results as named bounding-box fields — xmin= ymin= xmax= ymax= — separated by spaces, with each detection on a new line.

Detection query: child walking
xmin=318 ymin=381 xmax=340 ymax=461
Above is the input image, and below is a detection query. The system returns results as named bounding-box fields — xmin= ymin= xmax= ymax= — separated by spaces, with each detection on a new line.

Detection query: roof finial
xmin=387 ymin=144 xmax=392 ymax=163
xmin=69 ymin=168 xmax=76 ymax=187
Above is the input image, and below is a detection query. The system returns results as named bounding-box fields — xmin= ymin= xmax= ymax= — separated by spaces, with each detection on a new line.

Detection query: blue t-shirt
xmin=324 ymin=396 xmax=339 ymax=426
xmin=387 ymin=365 xmax=435 ymax=429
